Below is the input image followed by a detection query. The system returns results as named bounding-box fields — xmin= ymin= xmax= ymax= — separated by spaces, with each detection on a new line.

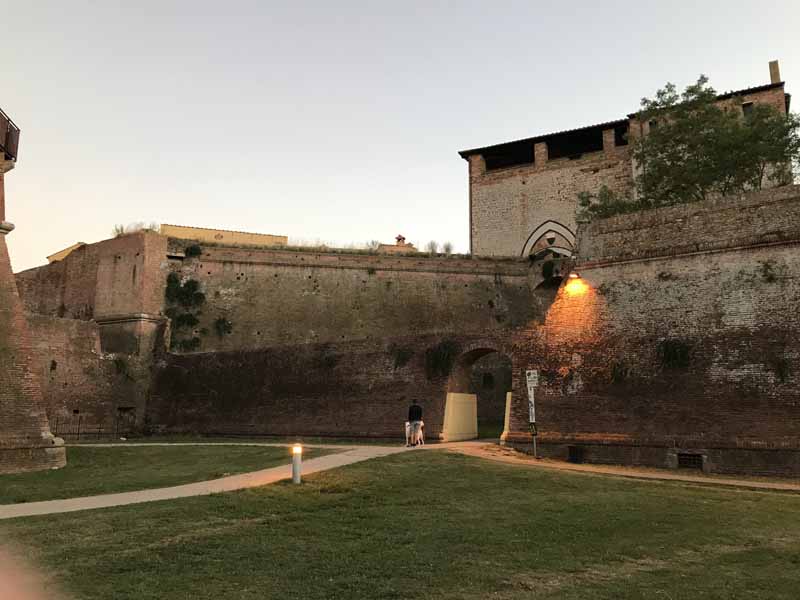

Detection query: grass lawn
xmin=0 ymin=445 xmax=333 ymax=504
xmin=2 ymin=450 xmax=800 ymax=599
xmin=77 ymin=434 xmax=405 ymax=445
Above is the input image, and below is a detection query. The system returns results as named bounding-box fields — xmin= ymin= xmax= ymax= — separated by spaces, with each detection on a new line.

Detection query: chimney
xmin=769 ymin=60 xmax=781 ymax=84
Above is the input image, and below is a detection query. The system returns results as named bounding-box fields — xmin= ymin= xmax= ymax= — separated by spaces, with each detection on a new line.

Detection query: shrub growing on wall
xmin=165 ymin=273 xmax=206 ymax=352
xmin=214 ymin=317 xmax=233 ymax=337
xmin=424 ymin=340 xmax=460 ymax=380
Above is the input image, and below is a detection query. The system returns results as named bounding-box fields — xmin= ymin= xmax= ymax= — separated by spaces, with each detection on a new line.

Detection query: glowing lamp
xmin=564 ymin=274 xmax=589 ymax=296
xmin=292 ymin=444 xmax=303 ymax=484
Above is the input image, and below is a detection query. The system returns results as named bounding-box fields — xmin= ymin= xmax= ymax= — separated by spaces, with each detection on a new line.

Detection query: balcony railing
xmin=0 ymin=107 xmax=20 ymax=161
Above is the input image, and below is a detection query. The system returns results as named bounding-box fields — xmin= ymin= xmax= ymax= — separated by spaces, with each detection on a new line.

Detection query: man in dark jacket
xmin=407 ymin=401 xmax=423 ymax=446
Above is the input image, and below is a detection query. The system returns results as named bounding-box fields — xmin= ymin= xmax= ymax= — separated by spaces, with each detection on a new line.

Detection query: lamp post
xmin=292 ymin=444 xmax=303 ymax=484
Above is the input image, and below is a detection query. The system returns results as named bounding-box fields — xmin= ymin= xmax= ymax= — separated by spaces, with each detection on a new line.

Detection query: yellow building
xmin=47 ymin=242 xmax=86 ymax=263
xmin=160 ymin=224 xmax=287 ymax=248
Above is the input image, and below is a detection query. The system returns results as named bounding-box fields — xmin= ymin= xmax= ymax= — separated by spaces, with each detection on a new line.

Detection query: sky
xmin=3 ymin=0 xmax=799 ymax=271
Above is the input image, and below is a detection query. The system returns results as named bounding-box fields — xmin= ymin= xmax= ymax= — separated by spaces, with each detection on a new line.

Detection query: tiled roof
xmin=459 ymin=81 xmax=787 ymax=159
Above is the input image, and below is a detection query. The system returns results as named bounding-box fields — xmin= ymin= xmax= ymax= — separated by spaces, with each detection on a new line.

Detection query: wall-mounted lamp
xmin=292 ymin=444 xmax=303 ymax=484
xmin=568 ymin=272 xmax=580 ymax=279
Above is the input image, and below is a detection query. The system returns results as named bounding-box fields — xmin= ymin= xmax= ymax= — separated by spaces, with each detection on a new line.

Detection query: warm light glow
xmin=568 ymin=272 xmax=580 ymax=279
xmin=564 ymin=277 xmax=589 ymax=296
xmin=292 ymin=444 xmax=303 ymax=455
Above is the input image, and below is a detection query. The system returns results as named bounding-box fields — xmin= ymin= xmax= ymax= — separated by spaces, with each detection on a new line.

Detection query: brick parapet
xmin=577 ymin=185 xmax=800 ymax=265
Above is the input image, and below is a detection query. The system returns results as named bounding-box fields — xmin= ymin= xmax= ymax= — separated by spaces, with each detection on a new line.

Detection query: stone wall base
xmin=506 ymin=441 xmax=800 ymax=478
xmin=0 ymin=444 xmax=66 ymax=475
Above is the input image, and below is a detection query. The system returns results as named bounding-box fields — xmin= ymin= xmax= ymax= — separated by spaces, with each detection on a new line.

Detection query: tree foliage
xmin=578 ymin=76 xmax=800 ymax=220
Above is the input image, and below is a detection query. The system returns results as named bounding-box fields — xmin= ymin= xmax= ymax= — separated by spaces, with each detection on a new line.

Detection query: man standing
xmin=408 ymin=400 xmax=423 ymax=446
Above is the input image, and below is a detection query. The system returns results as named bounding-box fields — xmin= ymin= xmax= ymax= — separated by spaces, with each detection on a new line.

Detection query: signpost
xmin=526 ymin=369 xmax=539 ymax=458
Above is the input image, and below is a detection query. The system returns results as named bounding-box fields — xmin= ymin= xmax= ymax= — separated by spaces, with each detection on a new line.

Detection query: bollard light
xmin=292 ymin=444 xmax=303 ymax=484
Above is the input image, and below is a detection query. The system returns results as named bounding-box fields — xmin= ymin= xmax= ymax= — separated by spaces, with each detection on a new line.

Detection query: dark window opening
xmin=742 ymin=102 xmax=754 ymax=118
xmin=482 ymin=373 xmax=495 ymax=389
xmin=50 ymin=360 xmax=58 ymax=371
xmin=547 ymin=128 xmax=604 ymax=160
xmin=614 ymin=123 xmax=629 ymax=146
xmin=568 ymin=445 xmax=585 ymax=464
xmin=677 ymin=453 xmax=703 ymax=469
xmin=72 ymin=409 xmax=80 ymax=415
xmin=483 ymin=141 xmax=535 ymax=171
xmin=649 ymin=119 xmax=659 ymax=131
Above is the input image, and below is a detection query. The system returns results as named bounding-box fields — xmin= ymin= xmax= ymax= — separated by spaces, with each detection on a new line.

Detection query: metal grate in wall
xmin=677 ymin=453 xmax=703 ymax=469
xmin=567 ymin=445 xmax=585 ymax=464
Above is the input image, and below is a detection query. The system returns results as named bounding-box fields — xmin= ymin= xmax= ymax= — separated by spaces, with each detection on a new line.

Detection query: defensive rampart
xmin=506 ymin=184 xmax=800 ymax=475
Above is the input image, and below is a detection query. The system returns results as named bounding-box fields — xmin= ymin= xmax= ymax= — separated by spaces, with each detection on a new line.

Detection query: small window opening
xmin=677 ymin=453 xmax=703 ymax=469
xmin=649 ymin=119 xmax=659 ymax=131
xmin=742 ymin=102 xmax=754 ymax=118
xmin=547 ymin=128 xmax=604 ymax=160
xmin=483 ymin=140 xmax=535 ymax=171
xmin=614 ymin=123 xmax=629 ymax=146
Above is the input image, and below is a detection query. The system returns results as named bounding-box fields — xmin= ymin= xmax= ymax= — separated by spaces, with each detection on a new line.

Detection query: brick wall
xmin=0 ymin=227 xmax=65 ymax=473
xmin=148 ymin=334 xmax=509 ymax=439
xmin=16 ymin=231 xmax=168 ymax=320
xmin=507 ymin=185 xmax=800 ymax=476
xmin=167 ymin=242 xmax=543 ymax=352
xmin=25 ymin=315 xmax=150 ymax=438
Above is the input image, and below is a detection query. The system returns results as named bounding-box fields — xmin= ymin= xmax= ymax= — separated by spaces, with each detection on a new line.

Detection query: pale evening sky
xmin=3 ymin=0 xmax=799 ymax=271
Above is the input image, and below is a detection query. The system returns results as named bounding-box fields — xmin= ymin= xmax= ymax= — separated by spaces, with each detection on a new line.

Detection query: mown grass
xmin=0 ymin=445 xmax=333 ymax=504
xmin=2 ymin=450 xmax=800 ymax=599
xmin=75 ymin=434 xmax=406 ymax=446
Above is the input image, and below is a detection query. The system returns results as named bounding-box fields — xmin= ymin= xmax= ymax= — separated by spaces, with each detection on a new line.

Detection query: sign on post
xmin=526 ymin=369 xmax=538 ymax=424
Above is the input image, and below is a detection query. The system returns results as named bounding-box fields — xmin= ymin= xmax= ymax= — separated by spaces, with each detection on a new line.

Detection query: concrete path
xmin=450 ymin=442 xmax=800 ymax=493
xmin=0 ymin=445 xmax=406 ymax=521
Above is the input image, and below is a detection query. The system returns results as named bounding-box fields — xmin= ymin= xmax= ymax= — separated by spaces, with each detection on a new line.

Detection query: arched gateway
xmin=440 ymin=342 xmax=515 ymax=442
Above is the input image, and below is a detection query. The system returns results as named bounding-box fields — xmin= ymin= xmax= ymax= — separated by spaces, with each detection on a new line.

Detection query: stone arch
xmin=440 ymin=340 xmax=515 ymax=442
xmin=521 ymin=220 xmax=576 ymax=259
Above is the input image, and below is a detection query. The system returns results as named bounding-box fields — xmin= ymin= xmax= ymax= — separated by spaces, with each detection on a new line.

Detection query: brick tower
xmin=0 ymin=111 xmax=65 ymax=473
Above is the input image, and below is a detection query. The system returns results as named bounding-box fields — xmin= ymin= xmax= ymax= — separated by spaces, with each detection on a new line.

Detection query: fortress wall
xmin=508 ymin=185 xmax=800 ymax=476
xmin=16 ymin=231 xmax=168 ymax=320
xmin=148 ymin=334 xmax=506 ymax=439
xmin=26 ymin=315 xmax=151 ymax=437
xmin=168 ymin=244 xmax=543 ymax=352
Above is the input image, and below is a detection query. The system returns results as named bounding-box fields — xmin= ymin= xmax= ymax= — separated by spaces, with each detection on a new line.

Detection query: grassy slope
xmin=0 ymin=446 xmax=331 ymax=504
xmin=2 ymin=450 xmax=800 ymax=599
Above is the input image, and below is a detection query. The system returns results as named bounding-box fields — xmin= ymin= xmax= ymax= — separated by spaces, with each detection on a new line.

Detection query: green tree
xmin=633 ymin=76 xmax=800 ymax=206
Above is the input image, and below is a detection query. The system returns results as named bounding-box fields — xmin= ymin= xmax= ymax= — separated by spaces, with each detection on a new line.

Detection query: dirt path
xmin=450 ymin=442 xmax=800 ymax=493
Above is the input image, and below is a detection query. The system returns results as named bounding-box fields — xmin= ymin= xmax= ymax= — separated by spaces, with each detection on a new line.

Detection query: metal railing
xmin=0 ymin=107 xmax=20 ymax=161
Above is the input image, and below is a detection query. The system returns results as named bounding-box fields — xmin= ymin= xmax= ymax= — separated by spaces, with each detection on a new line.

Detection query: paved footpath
xmin=0 ymin=444 xmax=408 ymax=521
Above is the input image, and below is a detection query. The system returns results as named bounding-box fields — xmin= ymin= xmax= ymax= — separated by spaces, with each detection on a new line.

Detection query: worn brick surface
xmin=0 ymin=220 xmax=65 ymax=472
xmin=507 ymin=185 xmax=800 ymax=475
xmin=148 ymin=334 xmax=513 ymax=440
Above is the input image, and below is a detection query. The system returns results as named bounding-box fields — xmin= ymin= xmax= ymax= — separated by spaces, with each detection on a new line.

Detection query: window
xmin=483 ymin=140 xmax=535 ymax=171
xmin=648 ymin=119 xmax=659 ymax=131
xmin=742 ymin=102 xmax=754 ymax=119
xmin=547 ymin=128 xmax=604 ymax=160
